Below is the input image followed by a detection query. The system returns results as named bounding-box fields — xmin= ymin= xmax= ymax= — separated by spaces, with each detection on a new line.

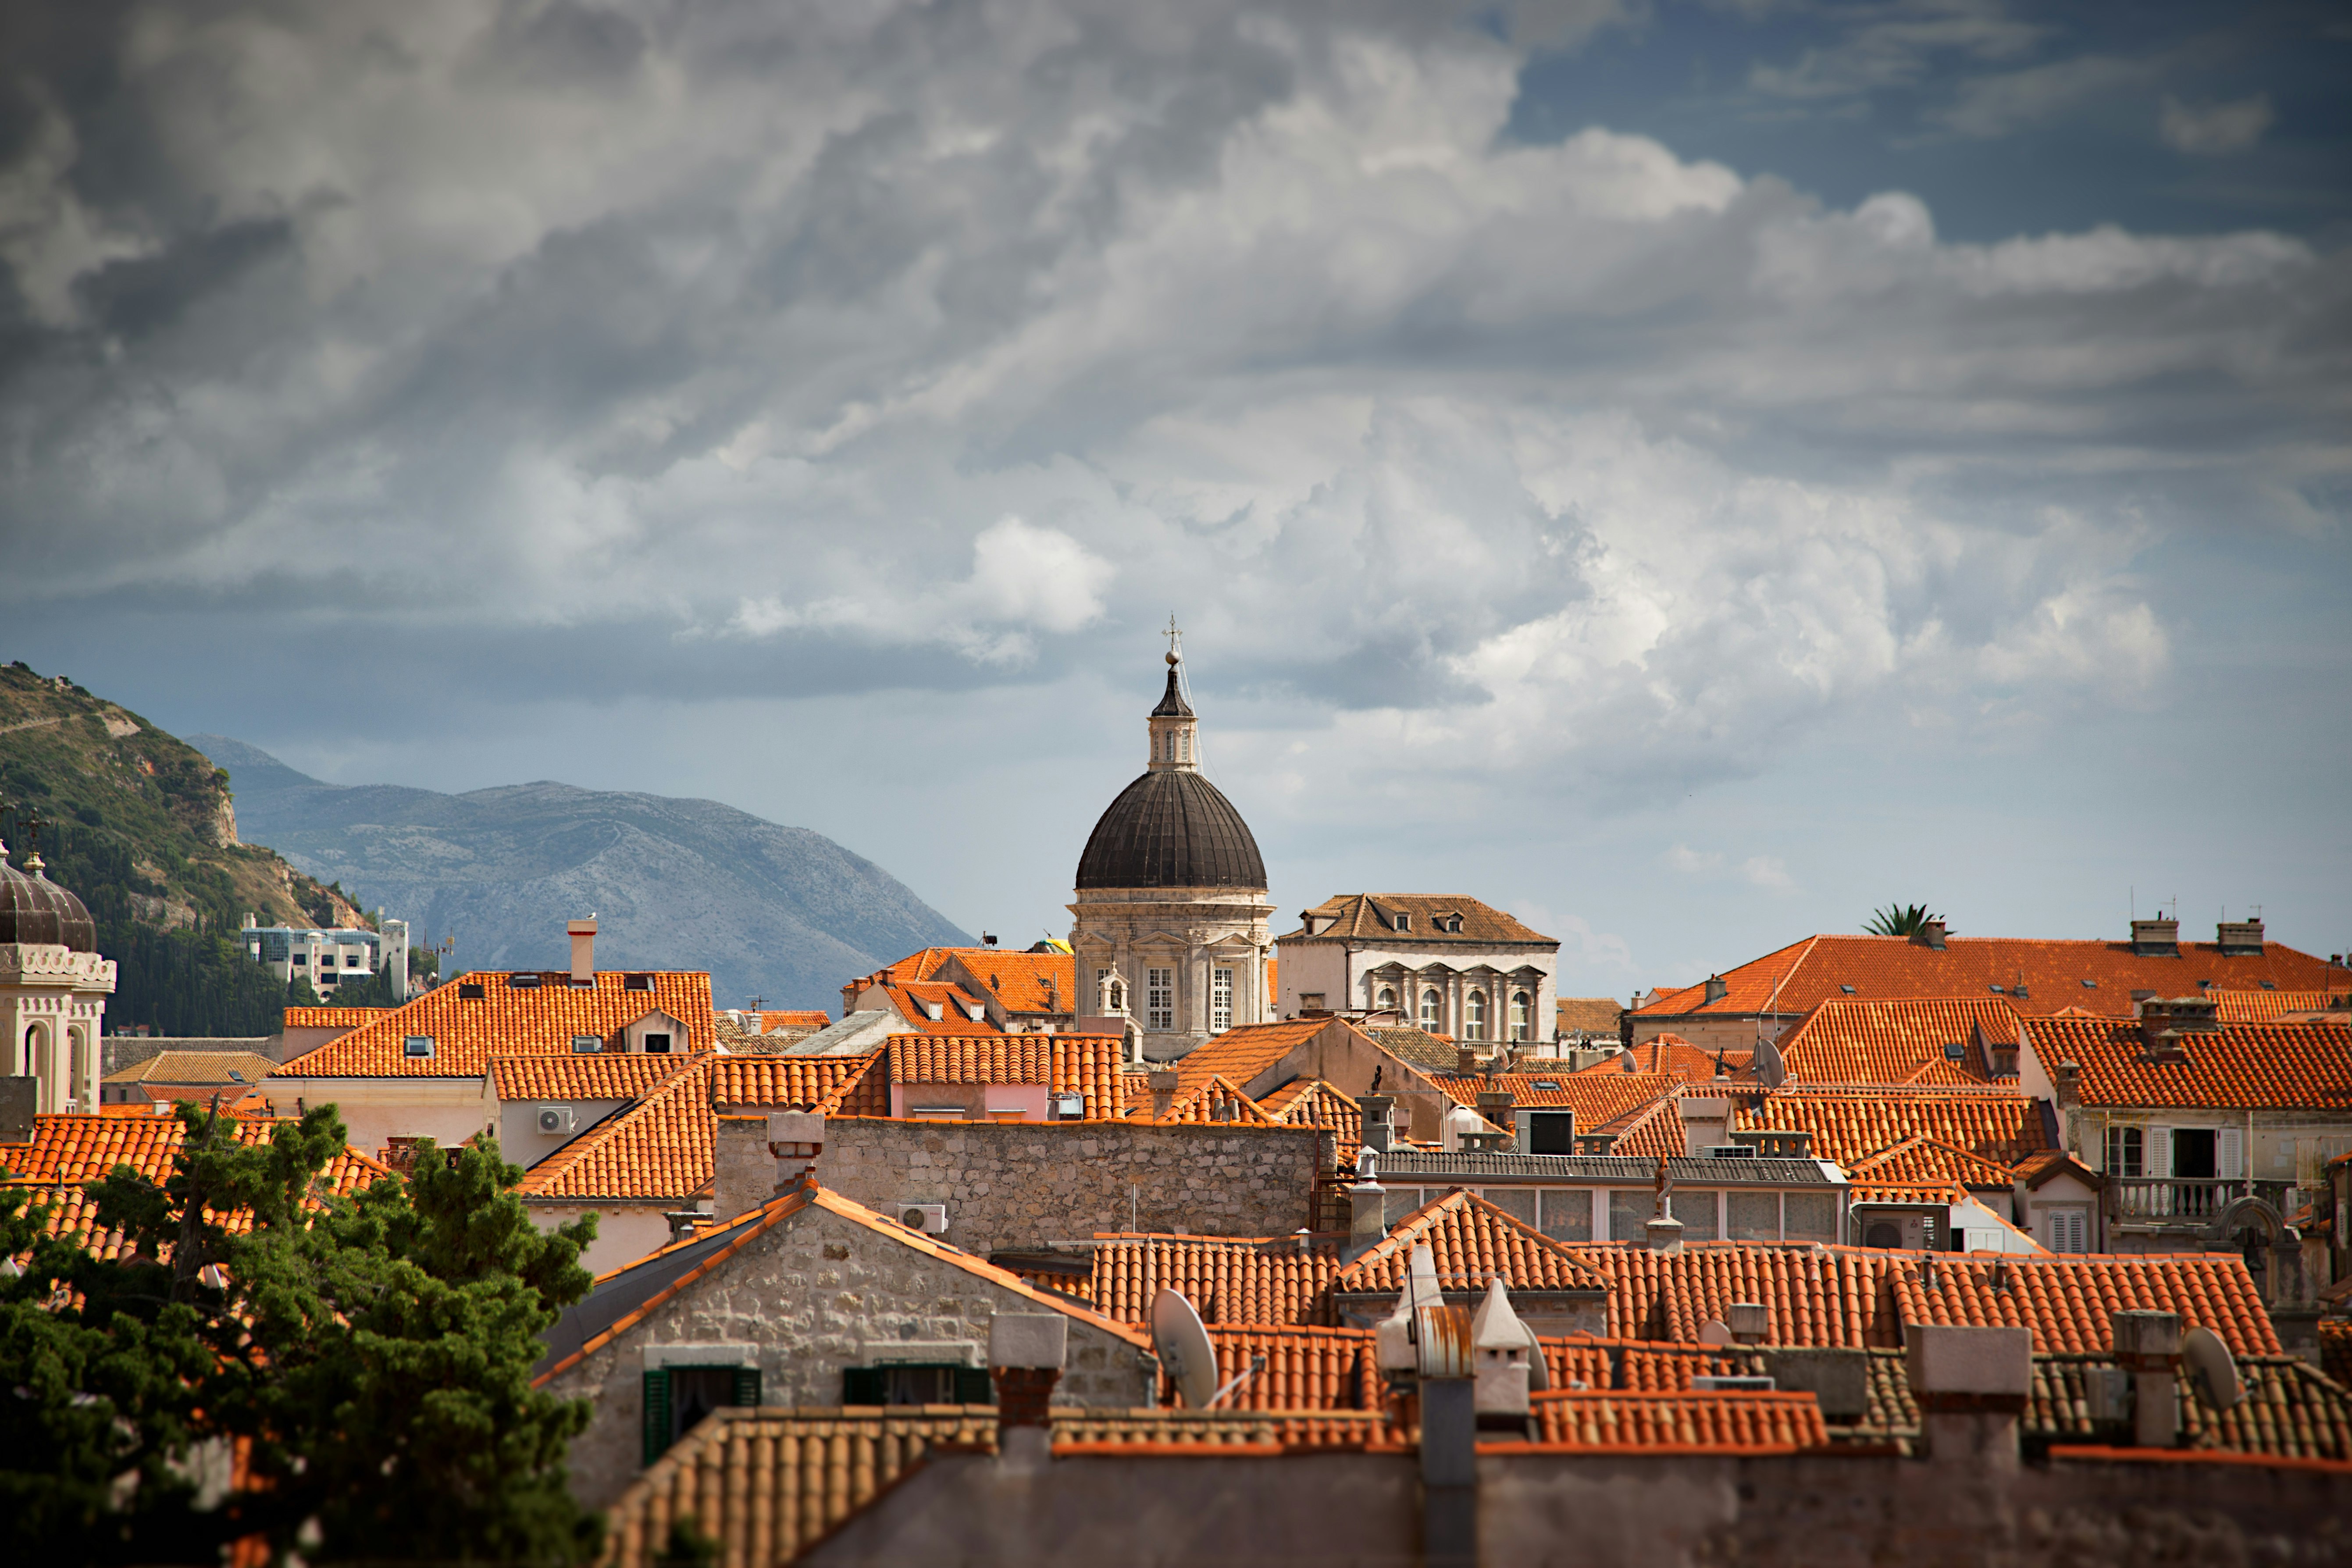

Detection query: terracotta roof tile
xmin=513 ymin=1055 xmax=715 ymax=1202
xmin=1778 ymin=997 xmax=2023 ymax=1085
xmin=1572 ymin=1037 xmax=1757 ymax=1084
xmin=281 ymin=1006 xmax=389 ymax=1030
xmin=943 ymin=951 xmax=1077 ymax=1016
xmin=1194 ymin=1325 xmax=1379 ymax=1412
xmin=1067 ymin=1235 xmax=1340 ymax=1326
xmin=1524 ymin=1388 xmax=1829 ymax=1452
xmin=103 ymin=1050 xmax=283 ymax=1087
xmin=274 ymin=970 xmax=716 ymax=1077
xmin=1539 ymin=1336 xmax=1768 ymax=1393
xmin=886 ymin=1033 xmax=1126 ymax=1118
xmin=2027 ymin=1016 xmax=2352 ymax=1110
xmin=1335 ymin=1190 xmax=1607 ymax=1297
xmin=1556 ymin=997 xmax=1625 ymax=1036
xmin=1889 ymin=1251 xmax=2279 ymax=1355
xmin=1159 ymin=1019 xmax=1335 ymax=1104
xmin=1284 ymin=894 xmax=1555 ymax=945
xmin=880 ymin=981 xmax=1000 ymax=1033
xmin=712 ymin=1051 xmax=888 ymax=1116
xmin=1257 ymin=1080 xmax=1365 ymax=1165
xmin=2213 ymin=991 xmax=2347 ymax=1023
xmin=1846 ymin=1135 xmax=2024 ymax=1188
xmin=1632 ymin=934 xmax=2338 ymax=1023
xmin=1144 ymin=1075 xmax=1280 ymax=1128
xmin=1428 ymin=1070 xmax=1685 ymax=1144
xmin=488 ymin=1053 xmax=693 ymax=1103
xmin=1368 ymin=1027 xmax=1460 ymax=1072
xmin=1733 ymin=1086 xmax=2050 ymax=1168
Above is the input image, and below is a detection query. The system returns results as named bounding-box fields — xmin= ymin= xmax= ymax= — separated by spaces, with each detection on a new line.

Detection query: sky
xmin=2 ymin=0 xmax=2347 ymax=998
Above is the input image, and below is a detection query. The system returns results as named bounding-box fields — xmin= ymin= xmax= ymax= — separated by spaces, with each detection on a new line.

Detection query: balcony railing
xmin=2109 ymin=1178 xmax=2295 ymax=1224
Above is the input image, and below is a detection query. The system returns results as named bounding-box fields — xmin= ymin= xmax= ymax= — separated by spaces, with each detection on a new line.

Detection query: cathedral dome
xmin=1076 ymin=768 xmax=1266 ymax=891
xmin=0 ymin=849 xmax=98 ymax=952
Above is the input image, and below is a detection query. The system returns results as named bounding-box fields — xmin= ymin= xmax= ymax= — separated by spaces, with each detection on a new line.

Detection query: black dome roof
xmin=1076 ymin=769 xmax=1266 ymax=891
xmin=0 ymin=855 xmax=97 ymax=952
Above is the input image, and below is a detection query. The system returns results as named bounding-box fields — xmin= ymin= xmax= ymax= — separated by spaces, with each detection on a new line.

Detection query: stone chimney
xmin=1346 ymin=1164 xmax=1388 ymax=1263
xmin=1679 ymin=1096 xmax=1731 ymax=1153
xmin=1456 ymin=1046 xmax=1479 ymax=1073
xmin=1703 ymin=974 xmax=1728 ymax=1004
xmin=987 ymin=1312 xmax=1067 ymax=1465
xmin=1727 ymin=1302 xmax=1768 ymax=1346
xmin=1907 ymin=1323 xmax=2030 ymax=1468
xmin=2112 ymin=1311 xmax=2181 ymax=1448
xmin=2216 ymin=918 xmax=2265 ymax=956
xmin=1913 ymin=920 xmax=1947 ymax=951
xmin=1475 ymin=1090 xmax=1515 ymax=1145
xmin=1358 ymin=1094 xmax=1396 ymax=1153
xmin=2130 ymin=917 xmax=2179 ymax=957
xmin=767 ymin=1112 xmax=823 ymax=1185
xmin=1147 ymin=1071 xmax=1179 ymax=1120
xmin=2053 ymin=1059 xmax=2080 ymax=1111
xmin=567 ymin=918 xmax=597 ymax=985
xmin=713 ymin=1113 xmax=777 ymax=1221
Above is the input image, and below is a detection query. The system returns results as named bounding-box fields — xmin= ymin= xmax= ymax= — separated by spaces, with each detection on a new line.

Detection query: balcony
xmin=2108 ymin=1178 xmax=2295 ymax=1227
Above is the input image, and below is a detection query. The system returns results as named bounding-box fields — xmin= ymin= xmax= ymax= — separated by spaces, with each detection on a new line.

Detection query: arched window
xmin=1420 ymin=989 xmax=1441 ymax=1029
xmin=1465 ymin=990 xmax=1488 ymax=1042
xmin=1376 ymin=985 xmax=1397 ymax=1011
xmin=1509 ymin=991 xmax=1531 ymax=1042
xmin=1109 ymin=980 xmax=1125 ymax=1011
xmin=68 ymin=1027 xmax=86 ymax=1108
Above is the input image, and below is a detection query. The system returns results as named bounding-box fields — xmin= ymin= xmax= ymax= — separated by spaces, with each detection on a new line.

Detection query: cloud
xmin=1665 ymin=845 xmax=1794 ymax=891
xmin=1747 ymin=0 xmax=2044 ymax=102
xmin=2160 ymin=93 xmax=2274 ymax=156
xmin=1933 ymin=54 xmax=2158 ymax=139
xmin=0 ymin=0 xmax=2339 ymax=816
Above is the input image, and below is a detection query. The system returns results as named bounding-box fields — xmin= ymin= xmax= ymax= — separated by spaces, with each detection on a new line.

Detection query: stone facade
xmin=0 ymin=941 xmax=113 ymax=1113
xmin=818 ymin=1118 xmax=1331 ymax=1256
xmin=540 ymin=1194 xmax=1157 ymax=1510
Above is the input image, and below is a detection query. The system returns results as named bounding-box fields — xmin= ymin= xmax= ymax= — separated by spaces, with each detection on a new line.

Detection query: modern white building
xmin=243 ymin=916 xmax=408 ymax=1001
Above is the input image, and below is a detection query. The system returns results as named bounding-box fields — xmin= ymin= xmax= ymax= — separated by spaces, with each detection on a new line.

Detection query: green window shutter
xmin=732 ymin=1365 xmax=762 ymax=1409
xmin=842 ymin=1365 xmax=887 ymax=1406
xmin=955 ymin=1366 xmax=994 ymax=1405
xmin=641 ymin=1368 xmax=672 ymax=1468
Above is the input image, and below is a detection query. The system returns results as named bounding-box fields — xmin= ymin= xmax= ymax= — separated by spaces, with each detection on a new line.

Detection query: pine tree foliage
xmin=0 ymin=1106 xmax=602 ymax=1565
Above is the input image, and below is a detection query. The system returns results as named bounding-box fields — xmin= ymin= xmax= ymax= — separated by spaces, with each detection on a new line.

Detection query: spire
xmin=1146 ymin=620 xmax=1200 ymax=770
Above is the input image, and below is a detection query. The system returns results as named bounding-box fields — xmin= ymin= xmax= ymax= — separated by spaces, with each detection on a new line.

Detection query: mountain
xmin=184 ymin=737 xmax=970 ymax=1012
xmin=0 ymin=660 xmax=370 ymax=1035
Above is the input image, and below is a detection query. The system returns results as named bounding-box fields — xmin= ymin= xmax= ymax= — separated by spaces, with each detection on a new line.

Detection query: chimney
xmin=567 ymin=918 xmax=597 ymax=985
xmin=2130 ymin=917 xmax=2179 ymax=957
xmin=1913 ymin=920 xmax=1947 ymax=951
xmin=2053 ymin=1059 xmax=2080 ymax=1111
xmin=1703 ymin=974 xmax=1728 ymax=1004
xmin=1475 ymin=1089 xmax=1515 ymax=1136
xmin=987 ymin=1313 xmax=1067 ymax=1465
xmin=1646 ymin=1210 xmax=1685 ymax=1254
xmin=1727 ymin=1302 xmax=1768 ymax=1346
xmin=767 ymin=1112 xmax=823 ymax=1185
xmin=1358 ymin=1094 xmax=1396 ymax=1153
xmin=1907 ymin=1323 xmax=2030 ymax=1468
xmin=1456 ymin=1046 xmax=1479 ymax=1073
xmin=2215 ymin=919 xmax=2264 ymax=956
xmin=713 ymin=1113 xmax=777 ymax=1221
xmin=1471 ymin=1278 xmax=1533 ymax=1426
xmin=1679 ymin=1096 xmax=1731 ymax=1153
xmin=1148 ymin=1071 xmax=1179 ymax=1120
xmin=2111 ymin=1311 xmax=2181 ymax=1449
xmin=1416 ymin=1300 xmax=1479 ymax=1568
xmin=1347 ymin=1164 xmax=1388 ymax=1263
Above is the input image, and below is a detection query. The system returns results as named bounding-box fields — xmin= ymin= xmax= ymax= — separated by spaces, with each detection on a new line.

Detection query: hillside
xmin=185 ymin=736 xmax=971 ymax=1013
xmin=0 ymin=661 xmax=371 ymax=1035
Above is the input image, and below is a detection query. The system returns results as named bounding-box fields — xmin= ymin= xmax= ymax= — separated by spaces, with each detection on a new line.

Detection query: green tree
xmin=284 ymin=972 xmax=322 ymax=1008
xmin=0 ymin=1105 xmax=602 ymax=1565
xmin=1863 ymin=903 xmax=1945 ymax=937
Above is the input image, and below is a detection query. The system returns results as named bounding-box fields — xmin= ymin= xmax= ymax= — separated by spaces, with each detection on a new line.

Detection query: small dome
xmin=1076 ymin=770 xmax=1266 ymax=891
xmin=0 ymin=851 xmax=98 ymax=953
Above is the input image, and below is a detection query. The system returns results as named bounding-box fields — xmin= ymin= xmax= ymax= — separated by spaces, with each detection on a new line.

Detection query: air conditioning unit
xmin=537 ymin=1104 xmax=577 ymax=1135
xmin=899 ymin=1203 xmax=948 ymax=1234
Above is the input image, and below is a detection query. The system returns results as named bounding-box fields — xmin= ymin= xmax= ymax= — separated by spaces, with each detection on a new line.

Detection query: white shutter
xmin=2218 ymin=1127 xmax=2243 ymax=1181
xmin=2149 ymin=1126 xmax=2173 ymax=1178
xmin=2049 ymin=1209 xmax=2085 ymax=1254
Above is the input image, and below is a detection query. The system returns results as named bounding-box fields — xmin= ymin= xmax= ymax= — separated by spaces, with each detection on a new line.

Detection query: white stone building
xmin=0 ymin=843 xmax=114 ymax=1113
xmin=1067 ymin=649 xmax=1273 ymax=1062
xmin=242 ymin=915 xmax=409 ymax=1001
xmin=1276 ymin=894 xmax=1559 ymax=1046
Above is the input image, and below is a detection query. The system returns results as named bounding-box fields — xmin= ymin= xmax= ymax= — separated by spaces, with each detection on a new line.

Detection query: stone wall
xmin=542 ymin=1194 xmax=1156 ymax=1511
xmin=817 ymin=1117 xmax=1331 ymax=1254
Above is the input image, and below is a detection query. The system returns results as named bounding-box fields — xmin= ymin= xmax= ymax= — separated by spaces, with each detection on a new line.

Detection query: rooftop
xmin=272 ymin=969 xmax=716 ymax=1077
xmin=2028 ymin=1015 xmax=2352 ymax=1111
xmin=1283 ymin=894 xmax=1555 ymax=946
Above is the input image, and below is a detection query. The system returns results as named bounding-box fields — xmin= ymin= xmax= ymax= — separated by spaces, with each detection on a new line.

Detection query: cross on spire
xmin=1165 ymin=614 xmax=1182 ymax=665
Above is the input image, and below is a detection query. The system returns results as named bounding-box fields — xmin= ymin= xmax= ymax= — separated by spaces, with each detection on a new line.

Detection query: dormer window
xmin=1394 ymin=912 xmax=1411 ymax=932
xmin=926 ymin=1001 xmax=945 ymax=1021
xmin=571 ymin=1035 xmax=603 ymax=1054
xmin=403 ymin=1035 xmax=435 ymax=1059
xmin=624 ymin=973 xmax=655 ymax=991
xmin=510 ymin=973 xmax=542 ymax=990
xmin=643 ymin=1032 xmax=671 ymax=1055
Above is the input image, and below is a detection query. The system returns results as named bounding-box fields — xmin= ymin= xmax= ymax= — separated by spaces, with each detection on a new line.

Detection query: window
xmin=644 ymin=1032 xmax=673 ymax=1055
xmin=1299 ymin=993 xmax=1326 ymax=1012
xmin=642 ymin=1365 xmax=761 ymax=1465
xmin=345 ymin=954 xmax=361 ymax=967
xmin=1376 ymin=986 xmax=1397 ymax=1010
xmin=1420 ymin=989 xmax=1441 ymax=1029
xmin=458 ymin=983 xmax=485 ymax=999
xmin=1539 ymin=1189 xmax=1592 ymax=1242
xmin=842 ymin=1364 xmax=991 ymax=1407
xmin=1839 ymin=984 xmax=1856 ymax=994
xmin=291 ymin=953 xmax=307 ymax=966
xmin=1212 ymin=967 xmax=1234 ymax=1032
xmin=2105 ymin=1126 xmax=2144 ymax=1177
xmin=1523 ymin=1111 xmax=1575 ymax=1155
xmin=403 ymin=1034 xmax=435 ymax=1059
xmin=2172 ymin=1128 xmax=2216 ymax=1180
xmin=1395 ymin=912 xmax=1411 ymax=932
xmin=2047 ymin=1208 xmax=2088 ymax=1254
xmin=1782 ymin=1191 xmax=1839 ymax=1243
xmin=624 ymin=973 xmax=655 ymax=991
xmin=1465 ymin=991 xmax=1487 ymax=1042
xmin=510 ymin=973 xmax=542 ymax=990
xmin=1480 ymin=1187 xmax=1536 ymax=1226
xmin=1147 ymin=968 xmax=1174 ymax=1031
xmin=1671 ymin=1191 xmax=1718 ymax=1241
xmin=571 ymin=1035 xmax=604 ymax=1054
xmin=1727 ymin=1191 xmax=1781 ymax=1241
xmin=1509 ymin=991 xmax=1530 ymax=1042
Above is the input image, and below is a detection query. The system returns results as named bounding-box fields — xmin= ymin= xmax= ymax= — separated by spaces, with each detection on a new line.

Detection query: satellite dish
xmin=1698 ymin=1319 xmax=1733 ymax=1348
xmin=2181 ymin=1326 xmax=2243 ymax=1411
xmin=1151 ymin=1288 xmax=1219 ymax=1410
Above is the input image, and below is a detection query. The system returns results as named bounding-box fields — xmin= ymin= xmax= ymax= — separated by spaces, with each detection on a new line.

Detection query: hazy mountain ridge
xmin=187 ymin=737 xmax=970 ymax=1011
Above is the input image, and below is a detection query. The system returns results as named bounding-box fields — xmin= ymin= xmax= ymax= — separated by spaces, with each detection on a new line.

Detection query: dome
xmin=1076 ymin=769 xmax=1266 ymax=891
xmin=0 ymin=851 xmax=98 ymax=953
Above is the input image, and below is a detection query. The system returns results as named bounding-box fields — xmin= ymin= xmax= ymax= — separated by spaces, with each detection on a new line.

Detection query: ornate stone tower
xmin=0 ymin=837 xmax=114 ymax=1114
xmin=1069 ymin=638 xmax=1273 ymax=1062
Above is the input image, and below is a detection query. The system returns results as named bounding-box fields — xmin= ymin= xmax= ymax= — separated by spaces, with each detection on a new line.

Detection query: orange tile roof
xmin=761 ymin=1009 xmax=830 ymax=1029
xmin=885 ymin=1033 xmax=1127 ymax=1118
xmin=944 ymin=951 xmax=1077 ymax=1015
xmin=2213 ymin=990 xmax=2347 ymax=1023
xmin=1429 ymin=1069 xmax=1684 ymax=1131
xmin=1574 ymin=1037 xmax=1757 ymax=1084
xmin=1556 ymin=997 xmax=1626 ymax=1035
xmin=1846 ymin=1134 xmax=2025 ymax=1188
xmin=712 ymin=1051 xmax=888 ymax=1116
xmin=1777 ymin=997 xmax=2023 ymax=1084
xmin=1540 ymin=1335 xmax=1769 ymax=1393
xmin=1633 ymin=934 xmax=2341 ymax=1023
xmin=1284 ymin=894 xmax=1555 ymax=945
xmin=1257 ymin=1080 xmax=1365 ymax=1165
xmin=1069 ymin=1235 xmax=1340 ymax=1326
xmin=1523 ymin=1388 xmax=1829 ymax=1452
xmin=1332 ymin=1190 xmax=1606 ymax=1298
xmin=1562 ymin=1242 xmax=2280 ymax=1355
xmin=273 ymin=970 xmax=716 ymax=1077
xmin=882 ymin=981 xmax=1001 ymax=1034
xmin=103 ymin=1050 xmax=283 ymax=1087
xmin=488 ymin=1053 xmax=692 ymax=1103
xmin=1144 ymin=1074 xmax=1281 ymax=1127
xmin=1597 ymin=1094 xmax=1689 ymax=1159
xmin=1157 ymin=1018 xmax=1336 ymax=1105
xmin=1196 ymin=1325 xmax=1378 ymax=1412
xmin=282 ymin=1006 xmax=388 ymax=1030
xmin=1733 ymin=1087 xmax=2050 ymax=1168
xmin=513 ymin=1055 xmax=715 ymax=1202
xmin=2027 ymin=1016 xmax=2352 ymax=1111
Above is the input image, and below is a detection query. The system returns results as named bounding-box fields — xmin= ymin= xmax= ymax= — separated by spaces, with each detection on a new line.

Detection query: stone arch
xmin=67 ymin=1024 xmax=88 ymax=1108
xmin=2210 ymin=1194 xmax=2284 ymax=1245
xmin=25 ymin=1021 xmax=52 ymax=1106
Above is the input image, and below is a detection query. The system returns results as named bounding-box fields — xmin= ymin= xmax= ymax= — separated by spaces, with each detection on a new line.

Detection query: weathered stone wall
xmin=543 ymin=1195 xmax=1156 ymax=1511
xmin=818 ymin=1118 xmax=1330 ymax=1254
